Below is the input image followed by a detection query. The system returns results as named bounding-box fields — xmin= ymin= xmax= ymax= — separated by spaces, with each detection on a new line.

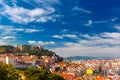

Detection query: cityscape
xmin=0 ymin=45 xmax=120 ymax=80
xmin=0 ymin=0 xmax=120 ymax=80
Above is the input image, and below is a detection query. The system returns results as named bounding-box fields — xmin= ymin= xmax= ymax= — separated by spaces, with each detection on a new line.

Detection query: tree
xmin=0 ymin=63 xmax=21 ymax=80
xmin=0 ymin=63 xmax=64 ymax=80
xmin=24 ymin=68 xmax=65 ymax=80
xmin=24 ymin=68 xmax=49 ymax=80
xmin=48 ymin=74 xmax=65 ymax=80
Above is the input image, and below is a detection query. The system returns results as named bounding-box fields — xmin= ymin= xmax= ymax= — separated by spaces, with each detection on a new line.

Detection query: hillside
xmin=0 ymin=45 xmax=63 ymax=62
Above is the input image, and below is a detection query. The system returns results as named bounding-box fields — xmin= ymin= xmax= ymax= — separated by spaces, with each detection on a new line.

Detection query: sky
xmin=0 ymin=0 xmax=120 ymax=57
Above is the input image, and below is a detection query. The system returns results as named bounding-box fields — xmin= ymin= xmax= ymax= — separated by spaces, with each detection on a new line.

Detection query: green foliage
xmin=0 ymin=63 xmax=64 ymax=80
xmin=0 ymin=63 xmax=21 ymax=80
xmin=24 ymin=68 xmax=65 ymax=80
xmin=48 ymin=73 xmax=65 ymax=80
xmin=24 ymin=68 xmax=49 ymax=80
xmin=0 ymin=45 xmax=14 ymax=53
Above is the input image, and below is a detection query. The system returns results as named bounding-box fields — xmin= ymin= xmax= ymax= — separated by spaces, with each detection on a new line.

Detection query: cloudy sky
xmin=0 ymin=0 xmax=120 ymax=57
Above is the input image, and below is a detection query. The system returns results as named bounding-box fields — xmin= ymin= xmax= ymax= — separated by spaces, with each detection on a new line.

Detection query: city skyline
xmin=0 ymin=0 xmax=120 ymax=57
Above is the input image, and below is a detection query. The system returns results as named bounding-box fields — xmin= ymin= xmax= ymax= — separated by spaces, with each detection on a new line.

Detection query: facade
xmin=6 ymin=55 xmax=17 ymax=67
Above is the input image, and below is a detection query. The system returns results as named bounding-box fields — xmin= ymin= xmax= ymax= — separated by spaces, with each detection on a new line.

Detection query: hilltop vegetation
xmin=0 ymin=45 xmax=63 ymax=62
xmin=0 ymin=45 xmax=54 ymax=56
xmin=0 ymin=45 xmax=14 ymax=53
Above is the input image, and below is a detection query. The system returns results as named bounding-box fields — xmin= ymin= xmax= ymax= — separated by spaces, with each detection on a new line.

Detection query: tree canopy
xmin=0 ymin=63 xmax=65 ymax=80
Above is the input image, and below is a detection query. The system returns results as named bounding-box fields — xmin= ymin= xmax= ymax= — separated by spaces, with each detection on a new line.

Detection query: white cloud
xmin=25 ymin=29 xmax=44 ymax=33
xmin=115 ymin=25 xmax=120 ymax=30
xmin=52 ymin=44 xmax=120 ymax=57
xmin=52 ymin=35 xmax=63 ymax=39
xmin=36 ymin=16 xmax=55 ymax=23
xmin=73 ymin=6 xmax=92 ymax=14
xmin=35 ymin=0 xmax=61 ymax=4
xmin=84 ymin=20 xmax=92 ymax=26
xmin=52 ymin=32 xmax=120 ymax=57
xmin=0 ymin=25 xmax=22 ymax=31
xmin=84 ymin=19 xmax=110 ymax=26
xmin=62 ymin=34 xmax=78 ymax=38
xmin=3 ymin=36 xmax=15 ymax=40
xmin=84 ymin=18 xmax=117 ymax=26
xmin=21 ymin=0 xmax=61 ymax=6
xmin=81 ymin=32 xmax=120 ymax=45
xmin=28 ymin=41 xmax=37 ymax=45
xmin=28 ymin=8 xmax=46 ymax=17
xmin=0 ymin=1 xmax=57 ymax=23
xmin=0 ymin=25 xmax=42 ymax=35
xmin=28 ymin=40 xmax=55 ymax=45
xmin=0 ymin=25 xmax=43 ymax=44
xmin=101 ymin=32 xmax=120 ymax=39
xmin=38 ymin=41 xmax=55 ymax=45
xmin=52 ymin=34 xmax=78 ymax=39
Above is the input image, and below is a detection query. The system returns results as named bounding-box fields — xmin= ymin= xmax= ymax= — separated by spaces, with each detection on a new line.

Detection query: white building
xmin=6 ymin=55 xmax=17 ymax=67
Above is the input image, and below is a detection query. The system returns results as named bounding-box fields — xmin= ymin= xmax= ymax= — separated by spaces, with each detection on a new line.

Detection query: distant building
xmin=6 ymin=54 xmax=17 ymax=67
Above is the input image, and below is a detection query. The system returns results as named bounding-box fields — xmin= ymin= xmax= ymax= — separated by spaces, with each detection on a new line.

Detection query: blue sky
xmin=0 ymin=0 xmax=120 ymax=57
